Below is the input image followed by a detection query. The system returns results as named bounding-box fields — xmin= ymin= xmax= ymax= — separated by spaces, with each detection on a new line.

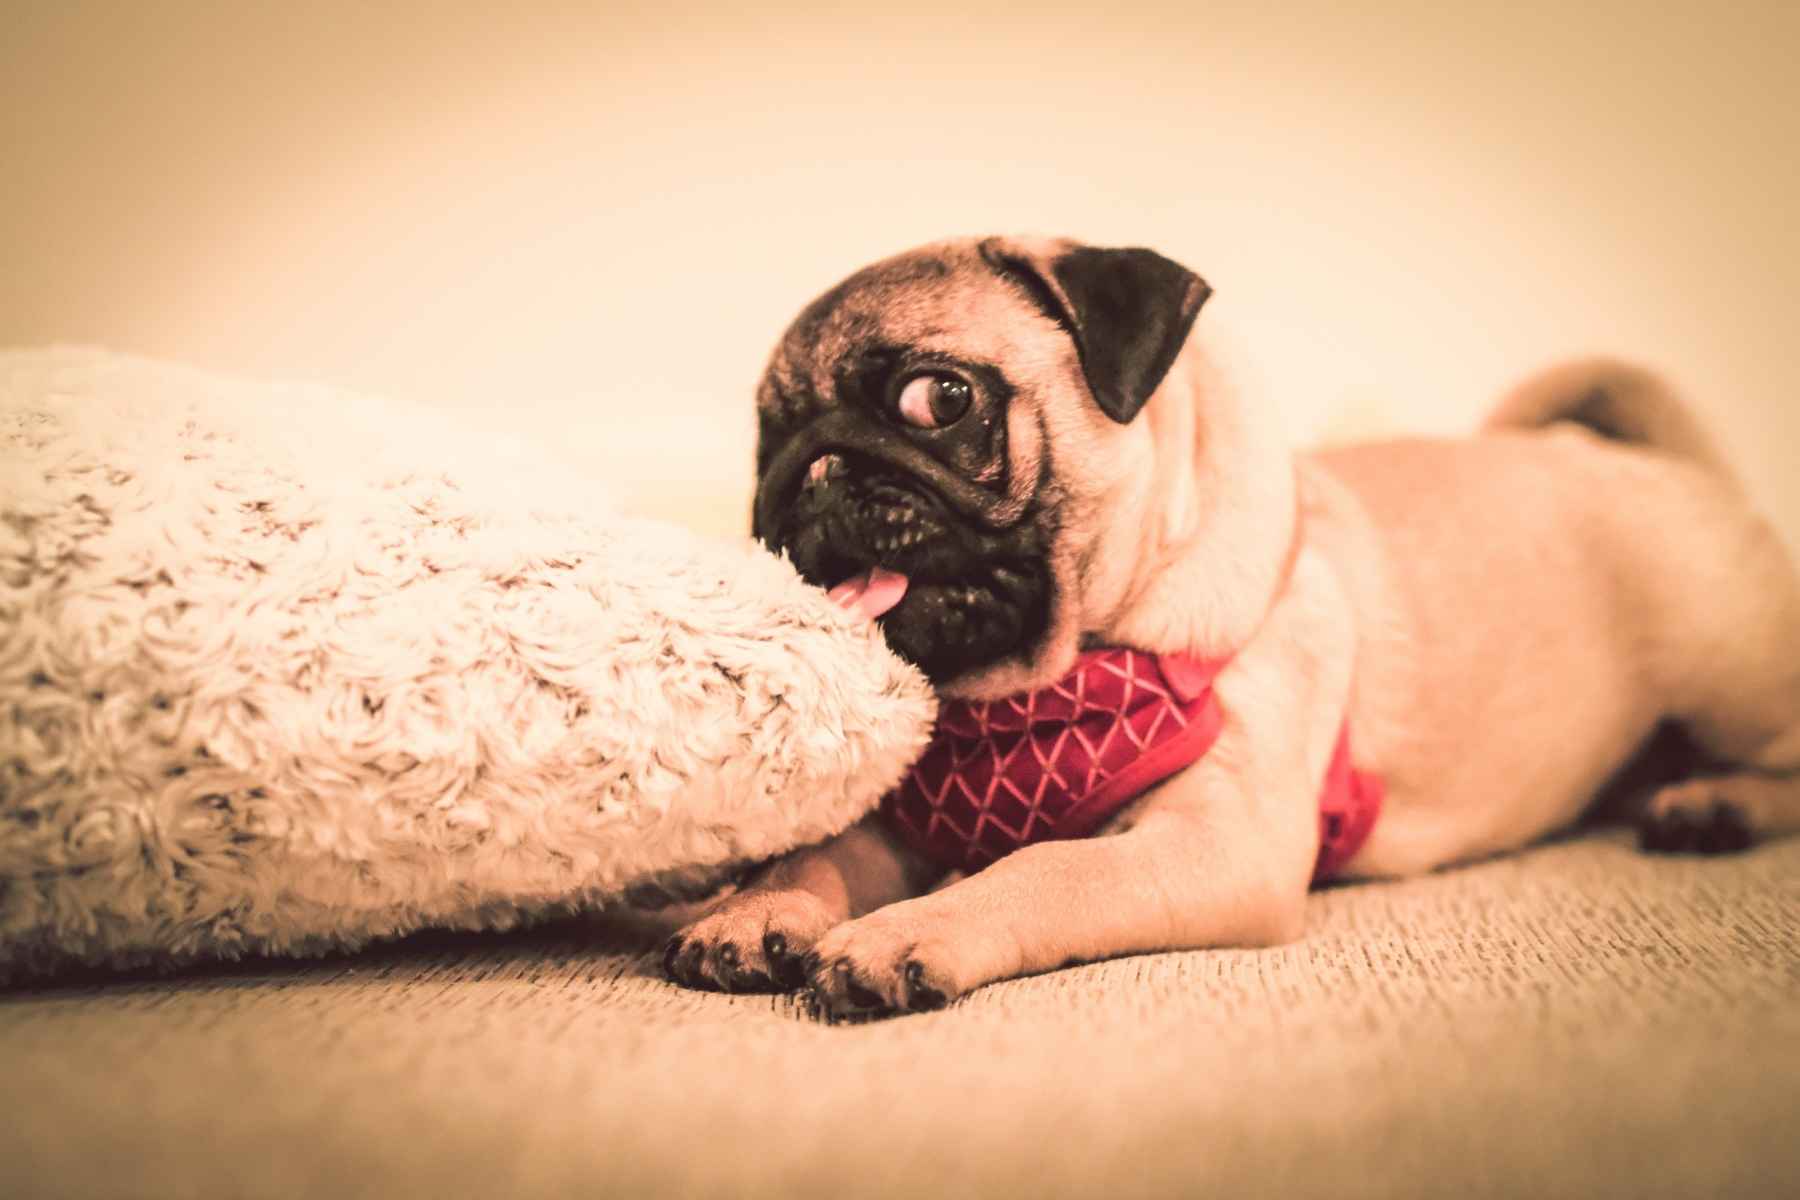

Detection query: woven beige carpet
xmin=2 ymin=828 xmax=1795 ymax=1199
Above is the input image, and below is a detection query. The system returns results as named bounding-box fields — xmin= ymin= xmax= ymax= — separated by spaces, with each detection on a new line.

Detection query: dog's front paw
xmin=802 ymin=902 xmax=1008 ymax=1019
xmin=663 ymin=888 xmax=840 ymax=993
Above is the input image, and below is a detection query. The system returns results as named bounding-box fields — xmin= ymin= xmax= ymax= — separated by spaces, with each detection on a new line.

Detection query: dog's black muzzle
xmin=753 ymin=410 xmax=1016 ymax=546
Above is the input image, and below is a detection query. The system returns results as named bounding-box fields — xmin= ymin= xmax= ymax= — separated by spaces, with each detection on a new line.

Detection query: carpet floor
xmin=2 ymin=828 xmax=1795 ymax=1199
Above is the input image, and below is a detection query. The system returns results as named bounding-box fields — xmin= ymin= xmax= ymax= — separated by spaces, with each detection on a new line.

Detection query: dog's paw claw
xmin=1640 ymin=790 xmax=1753 ymax=855
xmin=709 ymin=942 xmax=772 ymax=992
xmin=764 ymin=932 xmax=809 ymax=989
xmin=902 ymin=960 xmax=948 ymax=1012
xmin=663 ymin=938 xmax=715 ymax=989
xmin=802 ymin=957 xmax=878 ymax=1018
xmin=845 ymin=977 xmax=886 ymax=1010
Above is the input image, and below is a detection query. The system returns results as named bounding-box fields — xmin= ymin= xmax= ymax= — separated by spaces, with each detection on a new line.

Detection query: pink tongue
xmin=827 ymin=567 xmax=910 ymax=622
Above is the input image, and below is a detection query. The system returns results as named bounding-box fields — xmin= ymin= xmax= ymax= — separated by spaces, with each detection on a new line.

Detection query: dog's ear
xmin=980 ymin=238 xmax=1211 ymax=424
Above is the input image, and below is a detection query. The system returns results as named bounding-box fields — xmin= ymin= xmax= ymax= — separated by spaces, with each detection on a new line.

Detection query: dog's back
xmin=1309 ymin=429 xmax=1665 ymax=867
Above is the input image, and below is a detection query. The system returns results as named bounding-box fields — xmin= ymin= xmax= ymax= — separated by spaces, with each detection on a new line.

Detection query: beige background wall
xmin=4 ymin=1 xmax=1795 ymax=544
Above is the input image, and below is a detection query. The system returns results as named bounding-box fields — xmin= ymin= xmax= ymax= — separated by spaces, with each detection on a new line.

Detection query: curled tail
xmin=1483 ymin=357 xmax=1738 ymax=486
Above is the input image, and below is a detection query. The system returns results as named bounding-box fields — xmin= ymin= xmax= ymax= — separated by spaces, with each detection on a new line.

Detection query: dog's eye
xmin=895 ymin=374 xmax=972 ymax=429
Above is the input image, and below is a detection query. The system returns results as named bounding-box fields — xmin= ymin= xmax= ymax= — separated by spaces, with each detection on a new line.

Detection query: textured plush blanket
xmin=0 ymin=348 xmax=935 ymax=983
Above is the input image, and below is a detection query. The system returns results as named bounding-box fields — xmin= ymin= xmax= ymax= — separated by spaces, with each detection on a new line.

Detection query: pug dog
xmin=663 ymin=236 xmax=1800 ymax=1017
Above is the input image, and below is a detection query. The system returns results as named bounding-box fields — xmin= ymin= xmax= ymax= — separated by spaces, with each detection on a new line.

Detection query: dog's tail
xmin=1482 ymin=357 xmax=1738 ymax=486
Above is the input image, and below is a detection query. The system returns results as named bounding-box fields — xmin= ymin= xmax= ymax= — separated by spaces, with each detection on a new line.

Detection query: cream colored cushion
xmin=0 ymin=348 xmax=933 ymax=983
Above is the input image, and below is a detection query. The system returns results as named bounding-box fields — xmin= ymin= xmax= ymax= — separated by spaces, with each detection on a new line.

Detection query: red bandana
xmin=880 ymin=648 xmax=1382 ymax=884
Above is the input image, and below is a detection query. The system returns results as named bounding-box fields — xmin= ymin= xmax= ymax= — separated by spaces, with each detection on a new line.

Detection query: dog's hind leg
xmin=1489 ymin=362 xmax=1800 ymax=852
xmin=1640 ymin=770 xmax=1800 ymax=853
xmin=1635 ymin=485 xmax=1800 ymax=853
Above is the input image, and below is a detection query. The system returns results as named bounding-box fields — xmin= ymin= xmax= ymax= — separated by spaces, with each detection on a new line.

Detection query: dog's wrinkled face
xmin=753 ymin=237 xmax=1209 ymax=692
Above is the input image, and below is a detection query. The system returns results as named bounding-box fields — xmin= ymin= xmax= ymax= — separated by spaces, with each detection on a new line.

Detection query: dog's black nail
xmin=662 ymin=938 xmax=686 ymax=981
xmin=722 ymin=967 xmax=764 ymax=993
xmin=846 ymin=978 xmax=886 ymax=1009
xmin=1640 ymin=807 xmax=1696 ymax=854
xmin=765 ymin=933 xmax=807 ymax=989
xmin=713 ymin=943 xmax=774 ymax=992
xmin=903 ymin=960 xmax=948 ymax=1011
xmin=677 ymin=941 xmax=714 ymax=989
xmin=1700 ymin=801 xmax=1752 ymax=853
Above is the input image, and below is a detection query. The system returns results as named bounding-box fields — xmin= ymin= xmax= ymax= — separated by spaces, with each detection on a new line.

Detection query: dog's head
xmin=752 ymin=236 xmax=1217 ymax=697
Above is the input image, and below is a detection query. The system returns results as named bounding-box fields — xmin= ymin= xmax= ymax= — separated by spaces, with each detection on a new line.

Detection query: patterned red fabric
xmin=880 ymin=648 xmax=1383 ymax=884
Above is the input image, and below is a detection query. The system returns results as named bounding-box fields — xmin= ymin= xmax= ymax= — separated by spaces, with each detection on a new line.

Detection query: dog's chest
xmin=881 ymin=647 xmax=1381 ymax=880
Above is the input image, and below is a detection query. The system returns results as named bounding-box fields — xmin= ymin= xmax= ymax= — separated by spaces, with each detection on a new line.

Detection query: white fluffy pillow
xmin=0 ymin=348 xmax=935 ymax=983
